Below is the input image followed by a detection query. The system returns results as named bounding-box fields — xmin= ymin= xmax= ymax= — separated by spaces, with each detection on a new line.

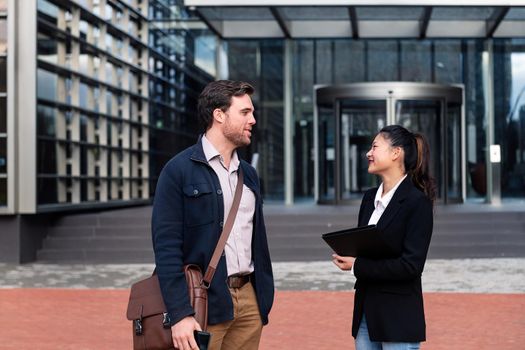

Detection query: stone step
xmin=36 ymin=248 xmax=154 ymax=264
xmin=42 ymin=236 xmax=152 ymax=250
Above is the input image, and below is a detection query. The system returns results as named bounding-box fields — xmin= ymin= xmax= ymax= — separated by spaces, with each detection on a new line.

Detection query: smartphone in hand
xmin=194 ymin=330 xmax=211 ymax=350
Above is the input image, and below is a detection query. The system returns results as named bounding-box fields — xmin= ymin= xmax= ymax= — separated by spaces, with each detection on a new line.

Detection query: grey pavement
xmin=1 ymin=258 xmax=524 ymax=293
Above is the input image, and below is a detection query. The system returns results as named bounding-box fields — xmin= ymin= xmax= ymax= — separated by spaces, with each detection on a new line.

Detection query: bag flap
xmin=126 ymin=274 xmax=167 ymax=320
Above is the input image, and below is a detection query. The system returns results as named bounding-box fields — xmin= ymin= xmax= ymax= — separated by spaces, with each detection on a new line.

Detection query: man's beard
xmin=224 ymin=120 xmax=250 ymax=147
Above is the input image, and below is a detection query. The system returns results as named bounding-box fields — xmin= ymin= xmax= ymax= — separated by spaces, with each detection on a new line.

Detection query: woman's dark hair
xmin=197 ymin=80 xmax=254 ymax=131
xmin=379 ymin=125 xmax=437 ymax=203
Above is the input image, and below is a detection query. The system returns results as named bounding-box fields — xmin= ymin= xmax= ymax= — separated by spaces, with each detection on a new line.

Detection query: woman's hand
xmin=332 ymin=254 xmax=356 ymax=271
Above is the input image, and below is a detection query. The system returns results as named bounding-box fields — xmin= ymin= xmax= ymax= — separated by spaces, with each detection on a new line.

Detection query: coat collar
xmin=189 ymin=135 xmax=208 ymax=164
xmin=365 ymin=176 xmax=414 ymax=231
xmin=189 ymin=135 xmax=259 ymax=195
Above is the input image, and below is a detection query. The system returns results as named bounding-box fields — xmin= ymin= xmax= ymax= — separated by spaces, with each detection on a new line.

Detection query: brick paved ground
xmin=1 ymin=289 xmax=524 ymax=350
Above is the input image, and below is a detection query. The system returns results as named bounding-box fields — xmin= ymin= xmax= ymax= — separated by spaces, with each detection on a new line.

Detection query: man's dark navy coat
xmin=152 ymin=137 xmax=274 ymax=326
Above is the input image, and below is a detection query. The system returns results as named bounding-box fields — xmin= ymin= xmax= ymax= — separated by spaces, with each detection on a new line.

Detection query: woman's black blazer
xmin=352 ymin=177 xmax=433 ymax=342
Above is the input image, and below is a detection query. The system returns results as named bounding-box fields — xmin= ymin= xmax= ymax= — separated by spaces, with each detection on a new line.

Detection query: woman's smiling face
xmin=366 ymin=133 xmax=399 ymax=175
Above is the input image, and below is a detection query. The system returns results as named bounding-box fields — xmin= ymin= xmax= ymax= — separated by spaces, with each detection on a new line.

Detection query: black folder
xmin=322 ymin=225 xmax=393 ymax=258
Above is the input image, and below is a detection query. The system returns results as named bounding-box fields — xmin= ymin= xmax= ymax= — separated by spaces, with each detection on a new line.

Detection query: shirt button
xmin=193 ymin=189 xmax=199 ymax=196
xmin=217 ymin=189 xmax=222 ymax=195
xmin=219 ymin=221 xmax=224 ymax=227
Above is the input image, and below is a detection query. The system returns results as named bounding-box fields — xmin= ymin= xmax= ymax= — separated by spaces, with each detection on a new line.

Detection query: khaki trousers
xmin=207 ymin=281 xmax=263 ymax=350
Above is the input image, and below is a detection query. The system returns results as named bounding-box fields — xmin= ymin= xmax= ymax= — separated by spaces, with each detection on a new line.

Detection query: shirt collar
xmin=201 ymin=134 xmax=240 ymax=172
xmin=374 ymin=174 xmax=408 ymax=209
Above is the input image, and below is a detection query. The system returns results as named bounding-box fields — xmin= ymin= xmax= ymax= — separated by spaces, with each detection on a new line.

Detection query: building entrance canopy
xmin=185 ymin=0 xmax=525 ymax=39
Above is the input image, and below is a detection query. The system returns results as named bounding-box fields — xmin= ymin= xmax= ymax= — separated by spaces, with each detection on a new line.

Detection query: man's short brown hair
xmin=197 ymin=80 xmax=254 ymax=131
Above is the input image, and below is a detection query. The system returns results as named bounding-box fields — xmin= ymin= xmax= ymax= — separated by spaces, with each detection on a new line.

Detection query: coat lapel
xmin=361 ymin=192 xmax=375 ymax=227
xmin=375 ymin=177 xmax=412 ymax=232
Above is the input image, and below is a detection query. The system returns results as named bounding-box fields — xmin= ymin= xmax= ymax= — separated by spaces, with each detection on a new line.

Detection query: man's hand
xmin=172 ymin=316 xmax=202 ymax=350
xmin=332 ymin=254 xmax=356 ymax=271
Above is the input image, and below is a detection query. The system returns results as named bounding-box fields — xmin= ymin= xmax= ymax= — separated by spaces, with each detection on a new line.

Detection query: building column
xmin=15 ymin=0 xmax=37 ymax=213
xmin=284 ymin=39 xmax=293 ymax=205
xmin=482 ymin=40 xmax=500 ymax=205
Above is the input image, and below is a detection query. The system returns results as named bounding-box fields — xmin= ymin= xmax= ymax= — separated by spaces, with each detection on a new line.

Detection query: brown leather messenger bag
xmin=126 ymin=168 xmax=244 ymax=350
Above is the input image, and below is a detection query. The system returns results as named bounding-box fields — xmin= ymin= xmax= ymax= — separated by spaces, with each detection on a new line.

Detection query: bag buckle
xmin=162 ymin=312 xmax=171 ymax=328
xmin=134 ymin=319 xmax=143 ymax=336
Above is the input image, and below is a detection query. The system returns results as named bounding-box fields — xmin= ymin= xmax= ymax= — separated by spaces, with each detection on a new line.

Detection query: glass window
xmin=315 ymin=40 xmax=333 ymax=84
xmin=0 ymin=19 xmax=5 ymax=54
xmin=0 ymin=56 xmax=5 ymax=92
xmin=79 ymin=82 xmax=89 ymax=109
xmin=78 ymin=53 xmax=91 ymax=75
xmin=37 ymin=104 xmax=56 ymax=137
xmin=400 ymin=41 xmax=432 ymax=82
xmin=37 ymin=139 xmax=57 ymax=174
xmin=0 ymin=177 xmax=6 ymax=206
xmin=37 ymin=69 xmax=57 ymax=100
xmin=0 ymin=97 xmax=5 ymax=133
xmin=434 ymin=40 xmax=462 ymax=84
xmin=37 ymin=177 xmax=58 ymax=204
xmin=494 ymin=39 xmax=525 ymax=198
xmin=37 ymin=0 xmax=59 ymax=24
xmin=194 ymin=33 xmax=216 ymax=77
xmin=79 ymin=20 xmax=88 ymax=40
xmin=106 ymin=91 xmax=113 ymax=115
xmin=0 ymin=137 xmax=6 ymax=173
xmin=105 ymin=62 xmax=113 ymax=84
xmin=105 ymin=33 xmax=113 ymax=52
xmin=367 ymin=41 xmax=399 ymax=81
xmin=38 ymin=34 xmax=58 ymax=64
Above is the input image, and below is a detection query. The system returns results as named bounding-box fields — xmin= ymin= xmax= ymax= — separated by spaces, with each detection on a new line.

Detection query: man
xmin=152 ymin=80 xmax=274 ymax=350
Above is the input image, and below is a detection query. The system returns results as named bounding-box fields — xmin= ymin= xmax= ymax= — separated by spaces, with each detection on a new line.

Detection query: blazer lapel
xmin=376 ymin=177 xmax=412 ymax=232
xmin=361 ymin=196 xmax=375 ymax=226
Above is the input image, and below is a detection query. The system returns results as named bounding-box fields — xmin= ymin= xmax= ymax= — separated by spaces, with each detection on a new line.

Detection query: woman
xmin=333 ymin=125 xmax=436 ymax=350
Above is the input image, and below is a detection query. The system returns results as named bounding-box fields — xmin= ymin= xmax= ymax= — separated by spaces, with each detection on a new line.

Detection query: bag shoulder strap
xmin=152 ymin=167 xmax=245 ymax=286
xmin=201 ymin=166 xmax=244 ymax=287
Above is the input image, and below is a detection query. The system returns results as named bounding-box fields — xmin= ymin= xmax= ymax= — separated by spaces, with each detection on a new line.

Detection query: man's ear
xmin=213 ymin=108 xmax=224 ymax=124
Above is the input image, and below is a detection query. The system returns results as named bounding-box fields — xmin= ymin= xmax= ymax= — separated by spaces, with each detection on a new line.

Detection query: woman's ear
xmin=391 ymin=146 xmax=402 ymax=161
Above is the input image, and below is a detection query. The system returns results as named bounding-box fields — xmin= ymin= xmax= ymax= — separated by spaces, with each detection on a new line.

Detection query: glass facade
xmin=227 ymin=40 xmax=285 ymax=200
xmin=494 ymin=39 xmax=525 ymax=198
xmin=3 ymin=2 xmax=525 ymax=212
xmin=285 ymin=38 xmax=486 ymax=201
xmin=34 ymin=0 xmax=212 ymax=208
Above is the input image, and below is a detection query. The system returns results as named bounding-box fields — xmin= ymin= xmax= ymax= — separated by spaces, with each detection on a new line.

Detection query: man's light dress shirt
xmin=202 ymin=135 xmax=255 ymax=277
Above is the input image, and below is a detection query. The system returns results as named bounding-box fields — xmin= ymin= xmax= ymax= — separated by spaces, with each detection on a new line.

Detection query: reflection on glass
xmin=38 ymin=34 xmax=58 ymax=63
xmin=37 ymin=178 xmax=58 ymax=204
xmin=318 ymin=106 xmax=335 ymax=202
xmin=0 ymin=137 xmax=6 ymax=173
xmin=0 ymin=56 xmax=5 ymax=92
xmin=37 ymin=0 xmax=59 ymax=24
xmin=194 ymin=34 xmax=216 ymax=77
xmin=0 ymin=20 xmax=6 ymax=54
xmin=395 ymin=100 xmax=442 ymax=199
xmin=447 ymin=104 xmax=462 ymax=199
xmin=0 ymin=178 xmax=6 ymax=206
xmin=79 ymin=83 xmax=89 ymax=109
xmin=37 ymin=69 xmax=57 ymax=100
xmin=340 ymin=100 xmax=385 ymax=200
xmin=494 ymin=42 xmax=525 ymax=198
xmin=37 ymin=139 xmax=57 ymax=174
xmin=0 ymin=97 xmax=5 ymax=133
xmin=37 ymin=104 xmax=56 ymax=137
